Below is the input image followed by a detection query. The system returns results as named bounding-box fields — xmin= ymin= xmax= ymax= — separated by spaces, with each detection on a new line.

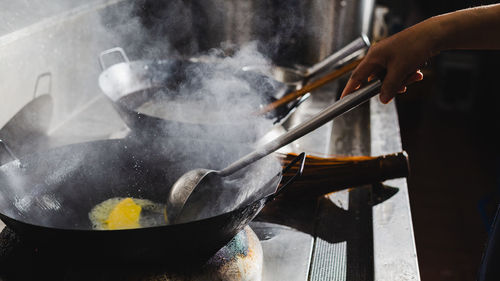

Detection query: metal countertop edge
xmin=370 ymin=97 xmax=421 ymax=281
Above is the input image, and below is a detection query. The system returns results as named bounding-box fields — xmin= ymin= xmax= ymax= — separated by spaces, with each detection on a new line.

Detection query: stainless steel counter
xmin=370 ymin=96 xmax=421 ymax=281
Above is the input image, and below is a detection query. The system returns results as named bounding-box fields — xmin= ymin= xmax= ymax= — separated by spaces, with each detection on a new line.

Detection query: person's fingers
xmin=403 ymin=70 xmax=423 ymax=85
xmin=379 ymin=66 xmax=408 ymax=104
xmin=341 ymin=61 xmax=383 ymax=98
xmin=416 ymin=69 xmax=424 ymax=79
xmin=367 ymin=73 xmax=378 ymax=82
xmin=380 ymin=70 xmax=424 ymax=103
xmin=397 ymin=70 xmax=424 ymax=93
xmin=341 ymin=78 xmax=361 ymax=99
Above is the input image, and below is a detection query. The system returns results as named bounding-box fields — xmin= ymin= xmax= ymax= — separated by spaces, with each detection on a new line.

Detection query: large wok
xmin=0 ymin=137 xmax=303 ymax=266
xmin=0 ymin=135 xmax=410 ymax=267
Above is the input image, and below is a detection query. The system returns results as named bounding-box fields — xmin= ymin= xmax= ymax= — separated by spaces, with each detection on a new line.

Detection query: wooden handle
xmin=258 ymin=58 xmax=363 ymax=115
xmin=277 ymin=151 xmax=409 ymax=198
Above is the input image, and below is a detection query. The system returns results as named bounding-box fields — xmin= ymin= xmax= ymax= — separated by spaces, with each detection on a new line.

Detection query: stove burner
xmin=0 ymin=226 xmax=262 ymax=281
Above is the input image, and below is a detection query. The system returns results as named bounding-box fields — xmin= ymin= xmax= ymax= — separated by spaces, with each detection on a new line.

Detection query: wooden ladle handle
xmin=278 ymin=151 xmax=409 ymax=198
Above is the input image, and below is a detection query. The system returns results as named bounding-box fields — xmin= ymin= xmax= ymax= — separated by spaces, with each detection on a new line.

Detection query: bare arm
xmin=435 ymin=4 xmax=500 ymax=51
xmin=341 ymin=4 xmax=500 ymax=103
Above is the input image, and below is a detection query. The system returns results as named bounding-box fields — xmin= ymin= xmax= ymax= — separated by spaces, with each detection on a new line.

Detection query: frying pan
xmin=0 ymin=136 xmax=304 ymax=266
xmin=98 ymin=48 xmax=307 ymax=143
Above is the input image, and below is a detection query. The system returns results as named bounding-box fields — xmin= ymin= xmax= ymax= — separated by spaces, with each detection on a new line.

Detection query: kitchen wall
xmin=0 ymin=0 xmax=132 ymax=140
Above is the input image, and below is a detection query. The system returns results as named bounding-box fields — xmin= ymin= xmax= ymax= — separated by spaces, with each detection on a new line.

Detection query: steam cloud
xmin=99 ymin=1 xmax=286 ymax=220
xmin=0 ymin=0 xmax=293 ymax=227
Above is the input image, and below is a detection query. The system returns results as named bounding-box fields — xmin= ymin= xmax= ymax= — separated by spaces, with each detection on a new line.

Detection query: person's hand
xmin=341 ymin=20 xmax=439 ymax=103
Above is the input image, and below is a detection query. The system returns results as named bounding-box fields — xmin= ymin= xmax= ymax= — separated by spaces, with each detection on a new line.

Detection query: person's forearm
xmin=428 ymin=4 xmax=500 ymax=53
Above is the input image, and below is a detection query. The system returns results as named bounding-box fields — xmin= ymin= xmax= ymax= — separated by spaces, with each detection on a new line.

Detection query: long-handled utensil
xmin=258 ymin=58 xmax=362 ymax=115
xmin=166 ymin=79 xmax=382 ymax=223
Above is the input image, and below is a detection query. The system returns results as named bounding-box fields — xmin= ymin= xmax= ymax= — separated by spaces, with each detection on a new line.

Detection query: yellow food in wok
xmin=89 ymin=197 xmax=167 ymax=230
xmin=106 ymin=198 xmax=141 ymax=229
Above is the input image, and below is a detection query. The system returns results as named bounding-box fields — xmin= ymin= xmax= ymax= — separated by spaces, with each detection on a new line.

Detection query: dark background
xmin=380 ymin=0 xmax=500 ymax=280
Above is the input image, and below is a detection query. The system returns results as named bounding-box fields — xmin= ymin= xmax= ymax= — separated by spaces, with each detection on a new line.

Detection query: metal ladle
xmin=166 ymin=79 xmax=382 ymax=223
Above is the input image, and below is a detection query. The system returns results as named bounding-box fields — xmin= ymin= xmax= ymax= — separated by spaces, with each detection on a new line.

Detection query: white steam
xmin=0 ymin=1 xmax=287 ymax=228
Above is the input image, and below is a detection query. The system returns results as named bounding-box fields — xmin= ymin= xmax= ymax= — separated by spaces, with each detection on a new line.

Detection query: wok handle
xmin=0 ymin=139 xmax=18 ymax=165
xmin=269 ymin=152 xmax=306 ymax=201
xmin=279 ymin=151 xmax=410 ymax=199
xmin=259 ymin=58 xmax=363 ymax=115
xmin=98 ymin=47 xmax=130 ymax=70
xmin=33 ymin=72 xmax=52 ymax=99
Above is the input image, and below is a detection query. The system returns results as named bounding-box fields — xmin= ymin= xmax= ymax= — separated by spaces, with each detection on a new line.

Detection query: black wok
xmin=98 ymin=48 xmax=307 ymax=143
xmin=0 ymin=137 xmax=304 ymax=266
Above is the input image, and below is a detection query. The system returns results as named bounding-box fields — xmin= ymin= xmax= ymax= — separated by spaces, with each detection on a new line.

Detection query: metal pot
xmin=98 ymin=48 xmax=306 ymax=143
